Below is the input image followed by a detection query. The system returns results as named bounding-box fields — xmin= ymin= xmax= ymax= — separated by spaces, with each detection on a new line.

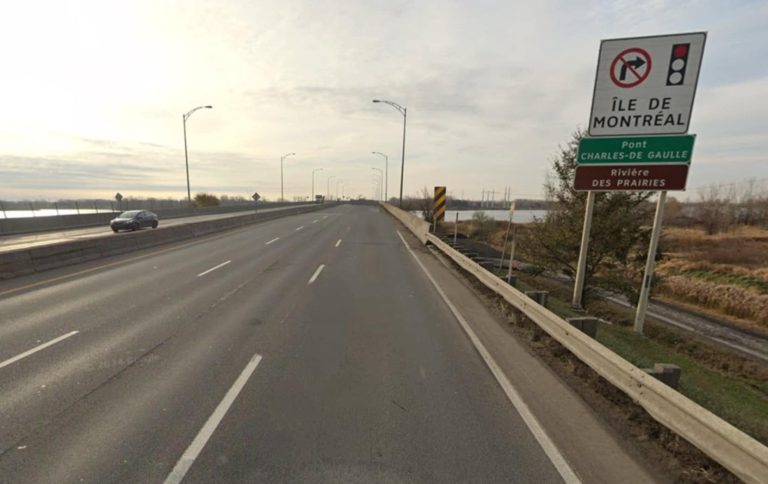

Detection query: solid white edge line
xmin=196 ymin=260 xmax=231 ymax=277
xmin=164 ymin=353 xmax=263 ymax=484
xmin=0 ymin=330 xmax=79 ymax=370
xmin=395 ymin=230 xmax=581 ymax=484
xmin=265 ymin=237 xmax=280 ymax=245
xmin=335 ymin=239 xmax=342 ymax=248
xmin=308 ymin=264 xmax=325 ymax=284
xmin=295 ymin=226 xmax=304 ymax=231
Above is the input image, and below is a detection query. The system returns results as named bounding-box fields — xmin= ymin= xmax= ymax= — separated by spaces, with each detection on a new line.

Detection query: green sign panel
xmin=577 ymin=135 xmax=695 ymax=165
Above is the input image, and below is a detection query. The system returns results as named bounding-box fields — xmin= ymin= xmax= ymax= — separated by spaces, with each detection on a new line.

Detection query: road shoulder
xmin=397 ymin=227 xmax=665 ymax=483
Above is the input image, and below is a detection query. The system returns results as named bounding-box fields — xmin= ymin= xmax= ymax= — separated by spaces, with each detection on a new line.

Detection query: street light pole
xmin=373 ymin=175 xmax=381 ymax=200
xmin=372 ymin=99 xmax=406 ymax=207
xmin=182 ymin=105 xmax=213 ymax=205
xmin=280 ymin=152 xmax=296 ymax=202
xmin=312 ymin=168 xmax=323 ymax=201
xmin=372 ymin=151 xmax=388 ymax=202
xmin=336 ymin=179 xmax=343 ymax=200
xmin=327 ymin=175 xmax=335 ymax=201
xmin=372 ymin=168 xmax=383 ymax=202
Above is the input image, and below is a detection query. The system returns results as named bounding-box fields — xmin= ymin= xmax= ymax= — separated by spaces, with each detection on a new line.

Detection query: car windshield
xmin=117 ymin=211 xmax=140 ymax=219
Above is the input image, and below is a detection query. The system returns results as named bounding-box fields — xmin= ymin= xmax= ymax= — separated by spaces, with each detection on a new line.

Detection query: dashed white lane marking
xmin=164 ymin=353 xmax=263 ymax=484
xmin=265 ymin=237 xmax=280 ymax=245
xmin=196 ymin=260 xmax=231 ymax=277
xmin=0 ymin=331 xmax=79 ymax=370
xmin=395 ymin=230 xmax=580 ymax=484
xmin=335 ymin=239 xmax=342 ymax=248
xmin=308 ymin=264 xmax=325 ymax=285
xmin=295 ymin=226 xmax=304 ymax=231
xmin=312 ymin=219 xmax=319 ymax=224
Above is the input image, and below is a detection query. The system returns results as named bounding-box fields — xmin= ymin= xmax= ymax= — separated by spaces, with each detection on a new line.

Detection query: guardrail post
xmin=525 ymin=290 xmax=549 ymax=308
xmin=644 ymin=363 xmax=681 ymax=390
xmin=566 ymin=317 xmax=598 ymax=339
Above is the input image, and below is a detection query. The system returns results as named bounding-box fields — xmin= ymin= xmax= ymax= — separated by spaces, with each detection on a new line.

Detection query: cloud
xmin=0 ymin=0 xmax=766 ymax=201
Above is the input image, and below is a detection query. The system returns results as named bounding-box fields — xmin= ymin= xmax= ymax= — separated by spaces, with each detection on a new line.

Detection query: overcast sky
xmin=0 ymin=0 xmax=766 ymax=202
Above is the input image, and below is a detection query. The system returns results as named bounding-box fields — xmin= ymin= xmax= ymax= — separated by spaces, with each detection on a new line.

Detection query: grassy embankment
xmin=443 ymin=219 xmax=768 ymax=445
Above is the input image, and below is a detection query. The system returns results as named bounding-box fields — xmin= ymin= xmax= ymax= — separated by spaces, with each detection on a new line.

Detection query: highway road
xmin=0 ymin=204 xmax=311 ymax=254
xmin=0 ymin=204 xmax=654 ymax=483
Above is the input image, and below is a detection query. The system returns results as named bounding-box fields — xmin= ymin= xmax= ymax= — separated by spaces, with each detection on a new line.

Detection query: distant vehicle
xmin=110 ymin=210 xmax=159 ymax=233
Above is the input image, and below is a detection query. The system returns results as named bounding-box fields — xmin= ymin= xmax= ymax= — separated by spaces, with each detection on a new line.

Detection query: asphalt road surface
xmin=0 ymin=204 xmax=569 ymax=483
xmin=0 ymin=204 xmax=312 ymax=254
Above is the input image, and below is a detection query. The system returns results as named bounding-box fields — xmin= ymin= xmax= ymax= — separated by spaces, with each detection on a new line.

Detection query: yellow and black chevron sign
xmin=433 ymin=186 xmax=446 ymax=222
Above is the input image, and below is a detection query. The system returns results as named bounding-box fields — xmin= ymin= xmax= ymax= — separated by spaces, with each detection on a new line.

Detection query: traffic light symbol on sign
xmin=667 ymin=43 xmax=690 ymax=86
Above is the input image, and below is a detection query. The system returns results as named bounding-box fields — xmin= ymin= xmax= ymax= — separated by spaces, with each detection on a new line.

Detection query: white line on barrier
xmin=308 ymin=264 xmax=325 ymax=285
xmin=197 ymin=260 xmax=231 ymax=277
xmin=0 ymin=331 xmax=79 ymax=370
xmin=395 ymin=230 xmax=581 ymax=484
xmin=164 ymin=353 xmax=262 ymax=484
xmin=265 ymin=237 xmax=280 ymax=245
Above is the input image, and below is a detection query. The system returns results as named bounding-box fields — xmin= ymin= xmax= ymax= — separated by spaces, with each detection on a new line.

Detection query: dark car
xmin=110 ymin=210 xmax=159 ymax=233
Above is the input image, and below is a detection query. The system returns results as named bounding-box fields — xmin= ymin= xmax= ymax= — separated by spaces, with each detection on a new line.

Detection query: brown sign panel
xmin=574 ymin=164 xmax=689 ymax=191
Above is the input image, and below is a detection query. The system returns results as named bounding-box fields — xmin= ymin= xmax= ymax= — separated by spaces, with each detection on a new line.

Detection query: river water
xmin=0 ymin=209 xmax=115 ymax=219
xmin=413 ymin=209 xmax=547 ymax=223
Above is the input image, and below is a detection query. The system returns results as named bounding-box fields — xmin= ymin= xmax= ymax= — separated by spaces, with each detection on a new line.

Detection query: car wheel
xmin=152 ymin=221 xmax=158 ymax=229
xmin=112 ymin=227 xmax=119 ymax=233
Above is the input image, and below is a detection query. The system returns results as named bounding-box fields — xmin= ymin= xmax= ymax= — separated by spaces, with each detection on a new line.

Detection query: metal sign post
xmin=572 ymin=191 xmax=595 ymax=308
xmin=506 ymin=202 xmax=517 ymax=282
xmin=634 ymin=191 xmax=667 ymax=333
xmin=252 ymin=192 xmax=260 ymax=212
xmin=453 ymin=211 xmax=459 ymax=245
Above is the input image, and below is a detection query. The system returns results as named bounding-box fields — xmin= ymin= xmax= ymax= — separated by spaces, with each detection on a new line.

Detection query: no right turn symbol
xmin=610 ymin=47 xmax=652 ymax=88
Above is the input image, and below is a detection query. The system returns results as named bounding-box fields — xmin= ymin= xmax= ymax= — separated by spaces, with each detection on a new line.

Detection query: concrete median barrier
xmin=379 ymin=202 xmax=430 ymax=244
xmin=0 ymin=201 xmax=318 ymax=236
xmin=0 ymin=250 xmax=34 ymax=279
xmin=0 ymin=203 xmax=337 ymax=281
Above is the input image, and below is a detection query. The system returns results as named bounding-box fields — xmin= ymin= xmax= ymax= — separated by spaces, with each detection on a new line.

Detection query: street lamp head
xmin=204 ymin=105 xmax=212 ymax=109
xmin=372 ymin=99 xmax=381 ymax=103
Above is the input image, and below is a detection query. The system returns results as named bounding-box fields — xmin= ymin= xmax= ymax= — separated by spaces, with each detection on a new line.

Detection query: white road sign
xmin=588 ymin=32 xmax=706 ymax=136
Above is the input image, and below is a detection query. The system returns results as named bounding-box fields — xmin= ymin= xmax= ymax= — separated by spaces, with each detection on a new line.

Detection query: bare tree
xmin=418 ymin=187 xmax=435 ymax=223
xmin=698 ymin=184 xmax=735 ymax=234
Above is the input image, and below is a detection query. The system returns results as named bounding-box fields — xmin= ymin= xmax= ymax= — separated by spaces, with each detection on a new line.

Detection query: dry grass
xmin=663 ymin=226 xmax=768 ymax=267
xmin=659 ymin=259 xmax=768 ymax=286
xmin=654 ymin=226 xmax=768 ymax=329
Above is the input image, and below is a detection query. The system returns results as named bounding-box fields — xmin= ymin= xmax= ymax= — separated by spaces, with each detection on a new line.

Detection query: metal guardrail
xmin=380 ymin=203 xmax=768 ymax=483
